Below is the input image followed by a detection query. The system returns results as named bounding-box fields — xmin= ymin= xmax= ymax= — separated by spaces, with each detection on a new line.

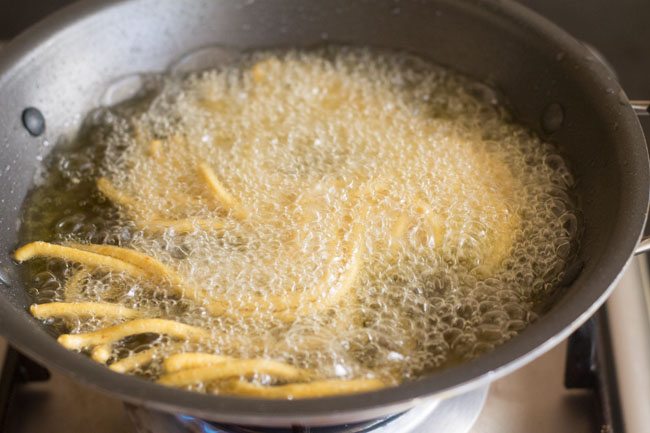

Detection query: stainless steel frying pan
xmin=0 ymin=0 xmax=648 ymax=427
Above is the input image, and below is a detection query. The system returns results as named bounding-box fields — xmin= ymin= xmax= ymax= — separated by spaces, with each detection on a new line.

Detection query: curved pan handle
xmin=636 ymin=237 xmax=650 ymax=255
xmin=631 ymin=100 xmax=650 ymax=116
xmin=632 ymin=100 xmax=650 ymax=254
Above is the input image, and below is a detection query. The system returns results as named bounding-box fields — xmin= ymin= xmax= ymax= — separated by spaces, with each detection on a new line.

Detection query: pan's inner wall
xmin=0 ymin=0 xmax=645 ymax=423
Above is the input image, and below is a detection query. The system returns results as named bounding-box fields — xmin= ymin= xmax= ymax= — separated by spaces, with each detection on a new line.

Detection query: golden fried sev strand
xmin=65 ymin=243 xmax=206 ymax=301
xmin=413 ymin=197 xmax=445 ymax=248
xmin=14 ymin=242 xmax=148 ymax=279
xmin=99 ymin=173 xmax=226 ymax=234
xmin=66 ymin=243 xmax=184 ymax=287
xmin=63 ymin=268 xmax=91 ymax=301
xmin=30 ymin=302 xmax=140 ymax=320
xmin=389 ymin=212 xmax=411 ymax=252
xmin=251 ymin=58 xmax=280 ymax=84
xmin=91 ymin=344 xmax=113 ymax=363
xmin=163 ymin=353 xmax=233 ymax=373
xmin=131 ymin=120 xmax=150 ymax=146
xmin=96 ymin=177 xmax=139 ymax=210
xmin=157 ymin=359 xmax=307 ymax=387
xmin=148 ymin=139 xmax=163 ymax=160
xmin=197 ymin=98 xmax=223 ymax=111
xmin=109 ymin=342 xmax=185 ymax=374
xmin=144 ymin=217 xmax=225 ymax=234
xmin=197 ymin=163 xmax=247 ymax=219
xmin=220 ymin=378 xmax=386 ymax=399
xmin=207 ymin=241 xmax=363 ymax=320
xmin=109 ymin=347 xmax=158 ymax=373
xmin=57 ymin=319 xmax=211 ymax=350
xmin=474 ymin=211 xmax=520 ymax=277
xmin=293 ymin=210 xmax=366 ymax=315
xmin=325 ymin=230 xmax=365 ymax=307
xmin=206 ymin=205 xmax=365 ymax=319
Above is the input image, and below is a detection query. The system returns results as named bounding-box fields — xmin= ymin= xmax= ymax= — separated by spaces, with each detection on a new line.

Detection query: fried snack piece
xmin=98 ymin=177 xmax=221 ymax=235
xmin=67 ymin=243 xmax=208 ymax=301
xmin=97 ymin=177 xmax=139 ymax=210
xmin=250 ymin=58 xmax=281 ymax=84
xmin=30 ymin=302 xmax=140 ymax=320
xmin=206 ymin=232 xmax=364 ymax=320
xmin=67 ymin=243 xmax=184 ymax=287
xmin=157 ymin=359 xmax=307 ymax=387
xmin=148 ymin=139 xmax=163 ymax=160
xmin=63 ymin=268 xmax=91 ymax=301
xmin=163 ymin=352 xmax=233 ymax=373
xmin=57 ymin=319 xmax=210 ymax=350
xmin=15 ymin=242 xmax=203 ymax=300
xmin=109 ymin=347 xmax=158 ymax=373
xmin=389 ymin=211 xmax=411 ymax=251
xmin=14 ymin=242 xmax=147 ymax=279
xmin=91 ymin=344 xmax=113 ymax=363
xmin=146 ymin=217 xmax=225 ymax=234
xmin=207 ymin=202 xmax=366 ymax=320
xmin=197 ymin=163 xmax=247 ymax=219
xmin=109 ymin=343 xmax=185 ymax=373
xmin=220 ymin=378 xmax=385 ymax=399
xmin=16 ymin=242 xmax=215 ymax=316
xmin=413 ymin=197 xmax=446 ymax=248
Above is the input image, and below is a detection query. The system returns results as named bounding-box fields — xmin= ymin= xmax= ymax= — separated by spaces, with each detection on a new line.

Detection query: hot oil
xmin=20 ymin=47 xmax=580 ymax=387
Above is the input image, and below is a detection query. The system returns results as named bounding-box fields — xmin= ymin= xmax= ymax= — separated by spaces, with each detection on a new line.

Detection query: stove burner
xmin=179 ymin=413 xmax=403 ymax=433
xmin=126 ymin=386 xmax=488 ymax=433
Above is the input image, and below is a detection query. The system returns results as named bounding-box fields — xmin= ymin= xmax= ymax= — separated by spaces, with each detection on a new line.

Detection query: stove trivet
xmin=126 ymin=385 xmax=488 ymax=433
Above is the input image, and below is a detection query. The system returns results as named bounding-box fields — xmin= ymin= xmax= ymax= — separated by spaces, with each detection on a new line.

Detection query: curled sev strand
xmin=63 ymin=268 xmax=91 ymax=301
xmin=67 ymin=243 xmax=184 ymax=288
xmin=163 ymin=352 xmax=233 ymax=373
xmin=109 ymin=347 xmax=159 ymax=373
xmin=96 ymin=177 xmax=138 ymax=210
xmin=413 ymin=198 xmax=445 ymax=248
xmin=91 ymin=344 xmax=113 ymax=363
xmin=144 ymin=218 xmax=225 ymax=234
xmin=98 ymin=177 xmax=221 ymax=235
xmin=264 ymin=225 xmax=365 ymax=321
xmin=30 ymin=302 xmax=140 ymax=320
xmin=57 ymin=319 xmax=210 ymax=351
xmin=220 ymin=378 xmax=386 ymax=399
xmin=157 ymin=359 xmax=307 ymax=387
xmin=14 ymin=242 xmax=147 ymax=279
xmin=65 ymin=243 xmax=205 ymax=301
xmin=16 ymin=242 xmax=206 ymax=308
xmin=389 ymin=212 xmax=411 ymax=252
xmin=197 ymin=163 xmax=247 ymax=219
xmin=322 ymin=229 xmax=365 ymax=308
xmin=108 ymin=342 xmax=185 ymax=374
xmin=207 ymin=215 xmax=365 ymax=320
xmin=148 ymin=139 xmax=163 ymax=160
xmin=250 ymin=58 xmax=282 ymax=84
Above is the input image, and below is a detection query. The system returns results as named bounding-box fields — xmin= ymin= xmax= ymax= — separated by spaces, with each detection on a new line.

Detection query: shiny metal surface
xmin=469 ymin=344 xmax=594 ymax=433
xmin=125 ymin=389 xmax=486 ymax=433
xmin=630 ymin=100 xmax=650 ymax=116
xmin=3 ymin=339 xmax=595 ymax=433
xmin=0 ymin=0 xmax=647 ymax=425
xmin=634 ymin=236 xmax=650 ymax=255
xmin=631 ymin=100 xmax=650 ymax=116
xmin=607 ymin=256 xmax=650 ymax=433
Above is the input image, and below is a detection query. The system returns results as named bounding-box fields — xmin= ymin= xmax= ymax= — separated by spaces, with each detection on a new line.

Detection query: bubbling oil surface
xmin=21 ymin=48 xmax=579 ymax=388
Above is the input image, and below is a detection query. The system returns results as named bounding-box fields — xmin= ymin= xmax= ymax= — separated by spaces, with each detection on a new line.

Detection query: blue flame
xmin=177 ymin=414 xmax=231 ymax=433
